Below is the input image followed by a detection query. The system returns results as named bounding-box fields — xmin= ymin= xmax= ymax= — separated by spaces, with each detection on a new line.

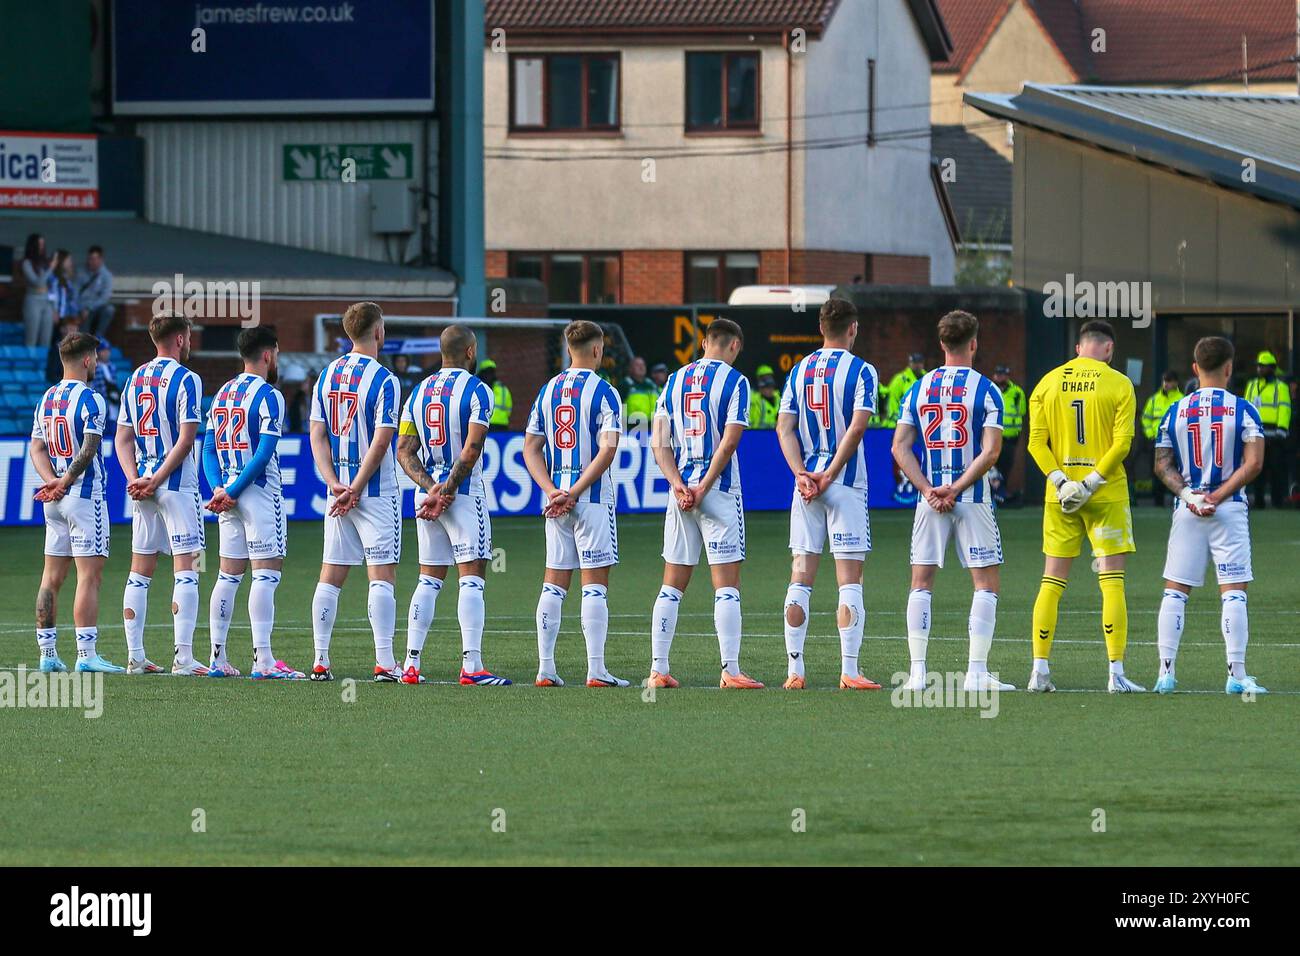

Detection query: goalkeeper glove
xmin=1060 ymin=471 xmax=1105 ymax=514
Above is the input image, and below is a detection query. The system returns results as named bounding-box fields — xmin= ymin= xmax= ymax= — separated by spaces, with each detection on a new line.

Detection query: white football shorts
xmin=44 ymin=496 xmax=110 ymax=558
xmin=132 ymin=488 xmax=205 ymax=556
xmin=546 ymin=500 xmax=618 ymax=570
xmin=417 ymin=494 xmax=493 ymax=566
xmin=909 ymin=500 xmax=1002 ymax=568
xmin=323 ymin=494 xmax=401 ymax=566
xmin=218 ymin=483 xmax=287 ymax=561
xmin=663 ymin=488 xmax=745 ymax=566
xmin=789 ymin=482 xmax=870 ymax=558
xmin=1163 ymin=499 xmax=1252 ymax=587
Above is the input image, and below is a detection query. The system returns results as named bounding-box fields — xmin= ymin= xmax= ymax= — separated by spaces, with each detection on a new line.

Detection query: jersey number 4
xmin=804 ymin=382 xmax=831 ymax=429
xmin=920 ymin=403 xmax=969 ymax=449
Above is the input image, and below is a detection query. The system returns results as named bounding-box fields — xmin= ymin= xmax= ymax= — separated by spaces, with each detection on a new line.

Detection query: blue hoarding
xmin=0 ymin=430 xmax=909 ymax=527
xmin=112 ymin=1 xmax=434 ymax=114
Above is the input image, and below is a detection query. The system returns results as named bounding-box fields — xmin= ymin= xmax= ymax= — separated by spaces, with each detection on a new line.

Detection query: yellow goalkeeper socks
xmin=1031 ymin=575 xmax=1068 ymax=659
xmin=1099 ymin=570 xmax=1127 ymax=662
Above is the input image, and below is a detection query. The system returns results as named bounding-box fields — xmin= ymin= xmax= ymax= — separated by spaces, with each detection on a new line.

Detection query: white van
xmin=726 ymin=284 xmax=838 ymax=307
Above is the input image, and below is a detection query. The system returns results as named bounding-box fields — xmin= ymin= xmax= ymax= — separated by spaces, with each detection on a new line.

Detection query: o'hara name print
xmin=49 ymin=887 xmax=151 ymax=936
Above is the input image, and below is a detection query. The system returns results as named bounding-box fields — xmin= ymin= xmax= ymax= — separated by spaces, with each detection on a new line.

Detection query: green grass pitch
xmin=1 ymin=506 xmax=1297 ymax=866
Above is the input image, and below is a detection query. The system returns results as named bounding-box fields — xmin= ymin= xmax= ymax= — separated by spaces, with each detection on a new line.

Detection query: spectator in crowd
xmin=46 ymin=313 xmax=83 ymax=383
xmin=288 ymin=376 xmax=314 ymax=433
xmin=47 ymin=250 xmax=80 ymax=322
xmin=992 ymin=364 xmax=1026 ymax=505
xmin=748 ymin=364 xmax=780 ymax=429
xmin=478 ymin=358 xmax=513 ymax=430
xmin=882 ymin=352 xmax=926 ymax=427
xmin=1245 ymin=350 xmax=1292 ymax=509
xmin=92 ymin=337 xmax=120 ymax=430
xmin=649 ymin=361 xmax=669 ymax=393
xmin=21 ymin=233 xmax=55 ymax=348
xmin=391 ymin=352 xmax=425 ymax=395
xmin=1140 ymin=370 xmax=1184 ymax=506
xmin=623 ymin=355 xmax=660 ymax=429
xmin=77 ymin=245 xmax=114 ymax=337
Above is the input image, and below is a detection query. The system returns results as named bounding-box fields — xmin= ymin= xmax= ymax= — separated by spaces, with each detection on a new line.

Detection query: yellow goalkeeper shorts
xmin=1042 ymin=496 xmax=1135 ymax=558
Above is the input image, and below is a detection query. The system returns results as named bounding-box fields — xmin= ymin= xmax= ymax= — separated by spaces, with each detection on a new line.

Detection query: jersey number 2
xmin=211 ymin=407 xmax=249 ymax=451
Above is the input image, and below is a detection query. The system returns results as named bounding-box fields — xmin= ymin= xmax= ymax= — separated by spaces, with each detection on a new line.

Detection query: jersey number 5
xmin=683 ymin=391 xmax=707 ymax=438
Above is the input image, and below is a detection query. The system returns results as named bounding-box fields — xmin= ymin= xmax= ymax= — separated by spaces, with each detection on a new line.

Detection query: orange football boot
xmin=720 ymin=670 xmax=764 ymax=689
xmin=646 ymin=671 xmax=679 ymax=689
xmin=782 ymin=673 xmax=806 ymax=690
xmin=839 ymin=673 xmax=882 ymax=690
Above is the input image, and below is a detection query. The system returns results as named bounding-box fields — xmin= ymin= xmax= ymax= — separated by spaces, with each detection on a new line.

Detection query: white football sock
xmin=651 ymin=584 xmax=681 ymax=674
xmin=1221 ymin=590 xmax=1248 ymax=679
xmin=123 ymin=572 xmax=151 ymax=661
xmin=906 ymin=588 xmax=932 ymax=675
xmin=581 ymin=583 xmax=609 ymax=677
xmin=249 ymin=569 xmax=280 ymax=669
xmin=311 ymin=582 xmax=341 ymax=666
xmin=405 ymin=574 xmax=442 ymax=667
xmin=783 ymin=583 xmax=811 ymax=677
xmin=368 ymin=580 xmax=397 ymax=670
xmin=1157 ymin=588 xmax=1187 ymax=677
xmin=209 ymin=571 xmax=243 ymax=664
xmin=968 ymin=589 xmax=998 ymax=673
xmin=715 ymin=586 xmax=742 ymax=674
xmin=172 ymin=570 xmax=200 ymax=663
xmin=536 ymin=583 xmax=565 ymax=675
xmin=838 ymin=583 xmax=865 ymax=676
xmin=459 ymin=576 xmax=486 ymax=672
xmin=37 ymin=628 xmax=58 ymax=658
xmin=75 ymin=626 xmax=97 ymax=660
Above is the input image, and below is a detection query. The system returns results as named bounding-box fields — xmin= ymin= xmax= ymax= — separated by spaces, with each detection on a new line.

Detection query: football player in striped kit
xmin=523 ymin=320 xmax=626 ymax=688
xmin=396 ymin=324 xmax=510 ymax=686
xmin=1152 ymin=336 xmax=1267 ymax=696
xmin=892 ymin=311 xmax=1014 ymax=692
xmin=115 ymin=313 xmax=206 ymax=676
xmin=648 ymin=318 xmax=762 ymax=689
xmin=308 ymin=302 xmax=403 ymax=682
xmin=31 ymin=332 xmax=123 ymax=674
xmin=201 ymin=325 xmax=301 ymax=679
xmin=776 ymin=299 xmax=881 ymax=690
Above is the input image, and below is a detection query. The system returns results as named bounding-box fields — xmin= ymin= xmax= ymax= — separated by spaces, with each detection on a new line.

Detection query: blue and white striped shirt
xmin=779 ymin=348 xmax=877 ymax=490
xmin=401 ymin=367 xmax=494 ymax=497
xmin=118 ymin=357 xmax=203 ymax=493
xmin=33 ymin=380 xmax=107 ymax=500
xmin=898 ymin=366 xmax=1004 ymax=504
xmin=1157 ymin=388 xmax=1264 ymax=505
xmin=310 ymin=353 xmax=400 ymax=498
xmin=655 ymin=359 xmax=749 ymax=493
xmin=527 ymin=368 xmax=623 ymax=505
xmin=207 ymin=373 xmax=285 ymax=495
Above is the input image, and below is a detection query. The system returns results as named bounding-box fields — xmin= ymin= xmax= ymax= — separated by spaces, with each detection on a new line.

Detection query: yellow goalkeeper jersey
xmin=1027 ymin=356 xmax=1136 ymax=504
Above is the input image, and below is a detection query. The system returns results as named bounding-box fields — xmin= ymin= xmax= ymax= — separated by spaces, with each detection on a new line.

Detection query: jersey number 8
xmin=554 ymin=403 xmax=578 ymax=449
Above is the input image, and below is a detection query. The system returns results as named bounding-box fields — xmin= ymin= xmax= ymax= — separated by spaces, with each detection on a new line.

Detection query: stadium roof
xmin=935 ymin=0 xmax=1298 ymax=84
xmin=964 ymin=85 xmax=1300 ymax=209
xmin=0 ymin=215 xmax=457 ymax=298
xmin=485 ymin=0 xmax=954 ymax=59
xmin=931 ymin=125 xmax=1012 ymax=246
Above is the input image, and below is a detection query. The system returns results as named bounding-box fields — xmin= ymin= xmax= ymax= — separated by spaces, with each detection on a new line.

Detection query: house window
xmin=509 ymin=252 xmax=621 ymax=304
xmin=685 ymin=252 xmax=760 ymax=303
xmin=685 ymin=52 xmax=760 ymax=132
xmin=510 ymin=53 xmax=620 ymax=132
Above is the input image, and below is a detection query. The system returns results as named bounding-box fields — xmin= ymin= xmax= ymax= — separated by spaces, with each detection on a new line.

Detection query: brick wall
xmin=867 ymin=254 xmax=931 ymax=284
xmin=620 ymin=250 xmax=685 ymax=304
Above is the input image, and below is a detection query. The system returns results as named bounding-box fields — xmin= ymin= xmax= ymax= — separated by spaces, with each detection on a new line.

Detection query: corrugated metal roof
xmin=0 ymin=215 xmax=456 ymax=298
xmin=964 ymin=84 xmax=1300 ymax=208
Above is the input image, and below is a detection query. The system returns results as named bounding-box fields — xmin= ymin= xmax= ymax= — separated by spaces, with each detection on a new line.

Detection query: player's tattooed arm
xmin=397 ymin=434 xmax=434 ymax=492
xmin=443 ymin=435 xmax=482 ymax=493
xmin=59 ymin=433 xmax=101 ymax=488
xmin=1153 ymin=447 xmax=1185 ymax=495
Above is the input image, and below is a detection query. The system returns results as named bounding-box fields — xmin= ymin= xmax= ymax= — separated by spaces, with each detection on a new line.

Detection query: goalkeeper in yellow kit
xmin=1026 ymin=320 xmax=1145 ymax=693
